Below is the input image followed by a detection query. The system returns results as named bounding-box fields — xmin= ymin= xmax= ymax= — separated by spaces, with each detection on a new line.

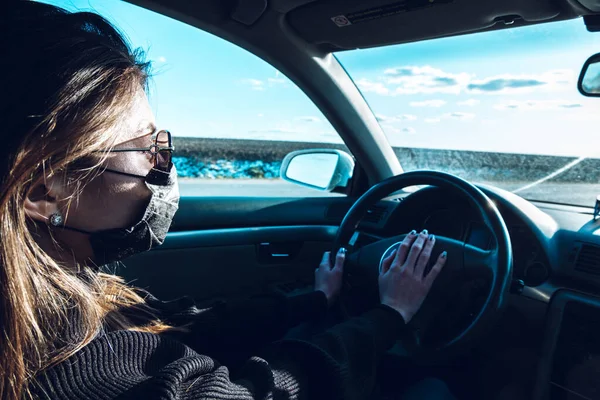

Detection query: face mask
xmin=55 ymin=165 xmax=180 ymax=265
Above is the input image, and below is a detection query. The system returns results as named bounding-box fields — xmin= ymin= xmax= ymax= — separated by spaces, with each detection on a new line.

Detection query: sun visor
xmin=231 ymin=0 xmax=268 ymax=25
xmin=576 ymin=0 xmax=600 ymax=12
xmin=286 ymin=0 xmax=564 ymax=51
xmin=270 ymin=0 xmax=319 ymax=13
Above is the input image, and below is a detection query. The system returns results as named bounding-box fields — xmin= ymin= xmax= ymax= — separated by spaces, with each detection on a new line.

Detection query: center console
xmin=534 ymin=290 xmax=600 ymax=400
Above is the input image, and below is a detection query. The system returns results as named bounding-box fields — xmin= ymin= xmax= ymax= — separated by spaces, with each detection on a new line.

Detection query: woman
xmin=1 ymin=3 xmax=450 ymax=399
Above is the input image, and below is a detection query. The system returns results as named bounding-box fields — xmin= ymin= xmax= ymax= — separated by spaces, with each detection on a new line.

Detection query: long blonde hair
xmin=1 ymin=3 xmax=174 ymax=399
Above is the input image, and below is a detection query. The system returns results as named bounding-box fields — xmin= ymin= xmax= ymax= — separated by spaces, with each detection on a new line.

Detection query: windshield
xmin=337 ymin=19 xmax=600 ymax=207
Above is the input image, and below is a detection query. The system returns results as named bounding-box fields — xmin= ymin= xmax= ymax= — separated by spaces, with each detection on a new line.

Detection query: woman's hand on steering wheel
xmin=315 ymin=248 xmax=346 ymax=306
xmin=379 ymin=230 xmax=447 ymax=323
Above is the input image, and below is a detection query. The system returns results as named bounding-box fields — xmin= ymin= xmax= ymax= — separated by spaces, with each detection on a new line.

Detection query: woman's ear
xmin=24 ymin=176 xmax=63 ymax=224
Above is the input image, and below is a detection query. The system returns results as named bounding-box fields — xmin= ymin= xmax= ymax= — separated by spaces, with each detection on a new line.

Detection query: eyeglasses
xmin=102 ymin=130 xmax=174 ymax=171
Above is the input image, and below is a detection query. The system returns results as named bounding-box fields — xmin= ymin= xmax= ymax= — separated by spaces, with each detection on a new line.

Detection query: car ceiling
xmin=287 ymin=0 xmax=579 ymax=51
xmin=130 ymin=0 xmax=599 ymax=53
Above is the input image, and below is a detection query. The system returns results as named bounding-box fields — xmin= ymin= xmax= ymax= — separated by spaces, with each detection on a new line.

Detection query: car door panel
xmin=118 ymin=197 xmax=351 ymax=301
xmin=169 ymin=196 xmax=354 ymax=231
xmin=120 ymin=234 xmax=335 ymax=302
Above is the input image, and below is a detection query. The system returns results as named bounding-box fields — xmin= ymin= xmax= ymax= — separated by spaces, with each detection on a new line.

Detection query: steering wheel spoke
xmin=342 ymin=249 xmax=363 ymax=287
xmin=463 ymin=244 xmax=497 ymax=279
xmin=333 ymin=171 xmax=512 ymax=360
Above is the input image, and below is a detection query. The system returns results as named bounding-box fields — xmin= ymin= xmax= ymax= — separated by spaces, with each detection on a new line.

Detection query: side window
xmin=41 ymin=0 xmax=346 ymax=197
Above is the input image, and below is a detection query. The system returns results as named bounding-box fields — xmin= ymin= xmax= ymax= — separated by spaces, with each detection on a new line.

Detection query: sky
xmin=41 ymin=0 xmax=600 ymax=157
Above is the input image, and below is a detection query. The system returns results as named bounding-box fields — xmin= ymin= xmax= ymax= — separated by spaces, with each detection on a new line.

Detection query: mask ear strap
xmin=48 ymin=212 xmax=92 ymax=234
xmin=103 ymin=168 xmax=146 ymax=180
xmin=47 ymin=169 xmax=154 ymax=237
xmin=58 ymin=224 xmax=93 ymax=235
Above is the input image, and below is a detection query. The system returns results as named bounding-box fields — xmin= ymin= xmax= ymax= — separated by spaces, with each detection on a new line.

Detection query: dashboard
xmin=353 ymin=183 xmax=600 ymax=399
xmin=358 ymin=183 xmax=600 ymax=299
xmin=363 ymin=185 xmax=553 ymax=288
xmin=411 ymin=203 xmax=550 ymax=287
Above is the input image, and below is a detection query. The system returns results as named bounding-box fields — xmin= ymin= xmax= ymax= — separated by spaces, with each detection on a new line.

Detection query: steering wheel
xmin=332 ymin=171 xmax=513 ymax=358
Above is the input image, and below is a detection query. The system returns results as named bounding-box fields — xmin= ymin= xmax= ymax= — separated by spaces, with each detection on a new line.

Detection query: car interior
xmin=93 ymin=0 xmax=600 ymax=399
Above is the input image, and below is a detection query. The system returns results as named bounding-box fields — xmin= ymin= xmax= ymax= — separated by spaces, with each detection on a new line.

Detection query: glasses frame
xmin=101 ymin=130 xmax=174 ymax=170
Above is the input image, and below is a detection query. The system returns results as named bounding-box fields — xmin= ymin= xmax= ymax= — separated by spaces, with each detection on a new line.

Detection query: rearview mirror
xmin=280 ymin=149 xmax=355 ymax=192
xmin=578 ymin=52 xmax=600 ymax=96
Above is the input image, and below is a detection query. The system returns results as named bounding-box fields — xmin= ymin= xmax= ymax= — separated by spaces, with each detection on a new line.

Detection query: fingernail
xmin=441 ymin=251 xmax=447 ymax=259
xmin=429 ymin=234 xmax=435 ymax=241
xmin=339 ymin=247 xmax=347 ymax=255
xmin=409 ymin=230 xmax=417 ymax=236
xmin=421 ymin=229 xmax=428 ymax=235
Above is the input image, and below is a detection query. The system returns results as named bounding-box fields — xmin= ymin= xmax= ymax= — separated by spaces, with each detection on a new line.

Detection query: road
xmin=179 ymin=179 xmax=600 ymax=207
xmin=179 ymin=179 xmax=338 ymax=197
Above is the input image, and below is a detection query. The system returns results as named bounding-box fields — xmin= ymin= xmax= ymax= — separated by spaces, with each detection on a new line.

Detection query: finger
xmin=393 ymin=231 xmax=417 ymax=268
xmin=424 ymin=251 xmax=447 ymax=288
xmin=320 ymin=251 xmax=331 ymax=269
xmin=404 ymin=230 xmax=429 ymax=269
xmin=381 ymin=248 xmax=397 ymax=275
xmin=334 ymin=248 xmax=346 ymax=271
xmin=414 ymin=234 xmax=435 ymax=278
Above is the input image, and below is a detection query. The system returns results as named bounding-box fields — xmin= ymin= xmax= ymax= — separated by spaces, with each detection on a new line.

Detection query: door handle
xmin=257 ymin=242 xmax=302 ymax=263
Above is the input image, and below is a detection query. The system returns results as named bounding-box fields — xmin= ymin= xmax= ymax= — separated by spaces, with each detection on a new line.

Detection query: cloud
xmin=257 ymin=113 xmax=264 ymax=117
xmin=376 ymin=114 xmax=417 ymax=123
xmin=268 ymin=77 xmax=287 ymax=85
xmin=157 ymin=56 xmax=167 ymax=63
xmin=385 ymin=66 xmax=471 ymax=95
xmin=267 ymin=70 xmax=288 ymax=86
xmin=356 ymin=79 xmax=390 ymax=95
xmin=295 ymin=116 xmax=321 ymax=123
xmin=390 ymin=114 xmax=417 ymax=121
xmin=561 ymin=103 xmax=583 ymax=108
xmin=382 ymin=124 xmax=416 ymax=135
xmin=241 ymin=74 xmax=288 ymax=91
xmin=409 ymin=99 xmax=446 ymax=107
xmin=421 ymin=112 xmax=474 ymax=122
xmin=241 ymin=79 xmax=265 ymax=91
xmin=433 ymin=76 xmax=459 ymax=86
xmin=383 ymin=67 xmax=417 ymax=76
xmin=467 ymin=77 xmax=544 ymax=93
xmin=467 ymin=70 xmax=573 ymax=94
xmin=355 ymin=67 xmax=574 ymax=97
xmin=494 ymin=100 xmax=583 ymax=110
xmin=398 ymin=114 xmax=417 ymax=121
xmin=380 ymin=124 xmax=401 ymax=134
xmin=375 ymin=114 xmax=391 ymax=123
xmin=444 ymin=112 xmax=475 ymax=120
xmin=457 ymin=99 xmax=480 ymax=106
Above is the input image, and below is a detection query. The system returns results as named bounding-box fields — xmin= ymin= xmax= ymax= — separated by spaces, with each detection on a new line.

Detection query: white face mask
xmin=55 ymin=165 xmax=180 ymax=266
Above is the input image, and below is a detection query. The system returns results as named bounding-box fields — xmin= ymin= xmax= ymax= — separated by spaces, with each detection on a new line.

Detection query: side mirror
xmin=280 ymin=149 xmax=355 ymax=192
xmin=578 ymin=52 xmax=600 ymax=97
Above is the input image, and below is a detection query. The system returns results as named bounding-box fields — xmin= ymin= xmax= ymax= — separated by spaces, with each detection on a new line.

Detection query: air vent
xmin=574 ymin=244 xmax=600 ymax=276
xmin=363 ymin=205 xmax=388 ymax=224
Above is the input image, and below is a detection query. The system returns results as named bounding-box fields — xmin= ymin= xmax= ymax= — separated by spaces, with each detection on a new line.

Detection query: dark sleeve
xmin=262 ymin=305 xmax=406 ymax=400
xmin=144 ymin=290 xmax=328 ymax=360
xmin=33 ymin=304 xmax=405 ymax=400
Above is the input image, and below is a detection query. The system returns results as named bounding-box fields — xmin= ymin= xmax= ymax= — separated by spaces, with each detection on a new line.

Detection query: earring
xmin=49 ymin=212 xmax=64 ymax=227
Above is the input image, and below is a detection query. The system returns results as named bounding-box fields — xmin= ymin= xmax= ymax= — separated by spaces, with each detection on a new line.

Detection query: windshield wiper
xmin=511 ymin=156 xmax=587 ymax=195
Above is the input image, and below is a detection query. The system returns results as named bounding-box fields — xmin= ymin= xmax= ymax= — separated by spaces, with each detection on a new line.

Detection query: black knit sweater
xmin=32 ymin=291 xmax=405 ymax=400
